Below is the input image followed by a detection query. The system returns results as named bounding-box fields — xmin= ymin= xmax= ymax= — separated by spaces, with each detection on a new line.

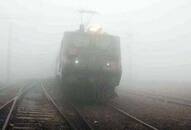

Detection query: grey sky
xmin=0 ymin=0 xmax=191 ymax=83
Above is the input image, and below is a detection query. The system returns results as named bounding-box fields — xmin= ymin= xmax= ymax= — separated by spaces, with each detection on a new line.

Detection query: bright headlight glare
xmin=106 ymin=62 xmax=110 ymax=66
xmin=75 ymin=59 xmax=79 ymax=64
xmin=88 ymin=24 xmax=102 ymax=33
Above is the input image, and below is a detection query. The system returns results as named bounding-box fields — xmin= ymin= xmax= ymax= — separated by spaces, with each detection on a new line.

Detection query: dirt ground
xmin=115 ymin=88 xmax=191 ymax=130
xmin=0 ymin=82 xmax=24 ymax=106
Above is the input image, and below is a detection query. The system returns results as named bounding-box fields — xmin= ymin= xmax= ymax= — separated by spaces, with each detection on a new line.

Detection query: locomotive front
xmin=58 ymin=26 xmax=122 ymax=102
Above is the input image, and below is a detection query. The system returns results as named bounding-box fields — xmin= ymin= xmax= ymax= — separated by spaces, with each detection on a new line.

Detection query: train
xmin=56 ymin=24 xmax=122 ymax=102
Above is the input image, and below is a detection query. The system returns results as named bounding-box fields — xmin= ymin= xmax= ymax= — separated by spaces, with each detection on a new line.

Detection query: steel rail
xmin=69 ymin=102 xmax=94 ymax=130
xmin=110 ymin=104 xmax=159 ymax=130
xmin=3 ymin=83 xmax=74 ymax=130
xmin=2 ymin=96 xmax=18 ymax=130
xmin=1 ymin=83 xmax=35 ymax=130
xmin=41 ymin=83 xmax=77 ymax=130
xmin=0 ymin=97 xmax=15 ymax=111
xmin=41 ymin=82 xmax=94 ymax=130
xmin=0 ymin=97 xmax=15 ymax=130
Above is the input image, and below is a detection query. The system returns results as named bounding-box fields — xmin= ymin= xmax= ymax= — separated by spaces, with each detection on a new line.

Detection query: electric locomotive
xmin=57 ymin=24 xmax=122 ymax=102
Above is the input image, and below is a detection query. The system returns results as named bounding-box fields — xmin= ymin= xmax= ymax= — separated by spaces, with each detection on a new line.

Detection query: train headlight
xmin=106 ymin=62 xmax=110 ymax=67
xmin=75 ymin=59 xmax=79 ymax=64
xmin=88 ymin=24 xmax=103 ymax=33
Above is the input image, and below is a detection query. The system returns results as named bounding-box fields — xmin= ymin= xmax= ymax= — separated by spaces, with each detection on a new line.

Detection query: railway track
xmin=41 ymin=82 xmax=94 ymax=130
xmin=124 ymin=88 xmax=191 ymax=107
xmin=110 ymin=104 xmax=159 ymax=130
xmin=0 ymin=82 xmax=94 ymax=130
xmin=0 ymin=84 xmax=28 ymax=130
xmin=44 ymin=80 xmax=160 ymax=130
xmin=0 ymin=85 xmax=73 ymax=130
xmin=0 ymin=97 xmax=15 ymax=129
xmin=74 ymin=102 xmax=160 ymax=130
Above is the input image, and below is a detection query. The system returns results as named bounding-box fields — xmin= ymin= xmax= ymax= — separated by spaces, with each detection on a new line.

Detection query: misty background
xmin=0 ymin=0 xmax=191 ymax=94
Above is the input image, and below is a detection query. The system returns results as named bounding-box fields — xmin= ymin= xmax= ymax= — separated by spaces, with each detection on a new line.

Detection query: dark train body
xmin=57 ymin=26 xmax=122 ymax=102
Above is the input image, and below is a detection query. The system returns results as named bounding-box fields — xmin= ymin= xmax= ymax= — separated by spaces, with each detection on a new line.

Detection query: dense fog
xmin=0 ymin=0 xmax=191 ymax=95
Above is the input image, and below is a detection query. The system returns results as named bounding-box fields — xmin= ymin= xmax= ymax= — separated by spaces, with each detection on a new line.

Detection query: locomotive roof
xmin=63 ymin=31 xmax=119 ymax=39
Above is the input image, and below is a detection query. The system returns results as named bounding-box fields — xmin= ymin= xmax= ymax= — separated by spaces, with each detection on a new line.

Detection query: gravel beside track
xmin=114 ymin=89 xmax=191 ymax=130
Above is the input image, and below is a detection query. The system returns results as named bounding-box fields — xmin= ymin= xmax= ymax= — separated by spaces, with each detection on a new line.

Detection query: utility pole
xmin=0 ymin=17 xmax=14 ymax=84
xmin=6 ymin=22 xmax=12 ymax=84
